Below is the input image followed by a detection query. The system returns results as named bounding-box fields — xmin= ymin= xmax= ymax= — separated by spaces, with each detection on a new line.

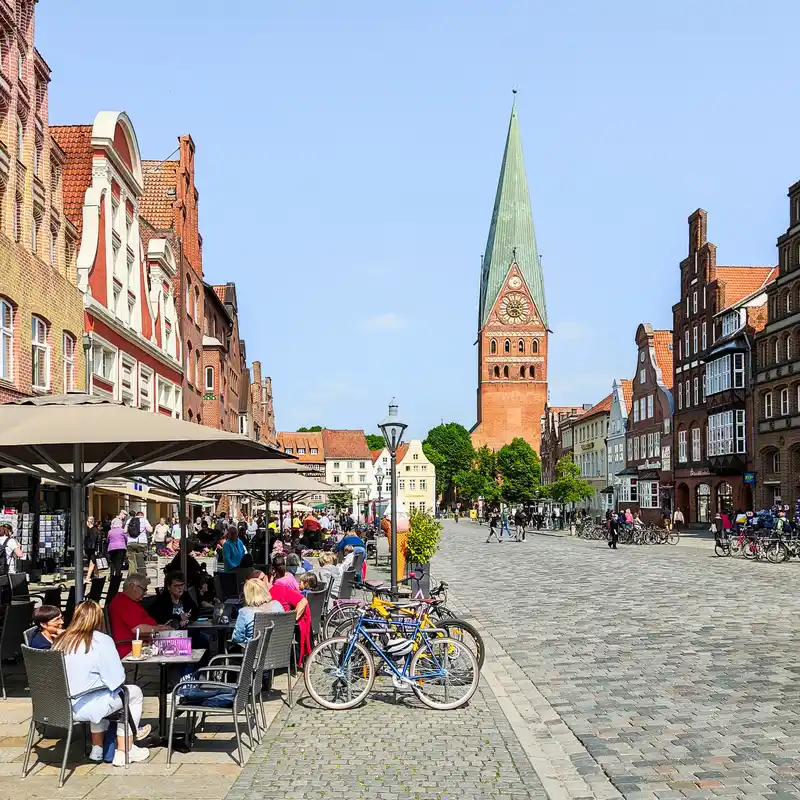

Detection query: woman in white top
xmin=153 ymin=517 xmax=170 ymax=545
xmin=53 ymin=600 xmax=149 ymax=766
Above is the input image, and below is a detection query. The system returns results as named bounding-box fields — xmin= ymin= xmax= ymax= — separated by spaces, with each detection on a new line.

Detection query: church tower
xmin=471 ymin=97 xmax=548 ymax=453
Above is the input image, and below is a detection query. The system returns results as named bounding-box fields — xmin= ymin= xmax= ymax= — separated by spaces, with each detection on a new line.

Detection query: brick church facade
xmin=471 ymin=98 xmax=548 ymax=453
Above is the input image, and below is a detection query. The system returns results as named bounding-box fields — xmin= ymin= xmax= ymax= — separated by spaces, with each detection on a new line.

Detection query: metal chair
xmin=103 ymin=573 xmax=122 ymax=606
xmin=259 ymin=610 xmax=297 ymax=706
xmin=167 ymin=632 xmax=261 ymax=767
xmin=233 ymin=567 xmax=253 ymax=594
xmin=22 ymin=626 xmax=36 ymax=647
xmin=375 ymin=535 xmax=390 ymax=566
xmin=214 ymin=572 xmax=239 ymax=601
xmin=62 ymin=586 xmax=76 ymax=626
xmin=87 ymin=576 xmax=106 ymax=603
xmin=305 ymin=588 xmax=327 ymax=645
xmin=1 ymin=600 xmax=33 ymax=699
xmin=10 ymin=575 xmax=45 ymax=605
xmin=42 ymin=586 xmax=63 ymax=607
xmin=337 ymin=569 xmax=355 ymax=601
xmin=21 ymin=644 xmax=131 ymax=786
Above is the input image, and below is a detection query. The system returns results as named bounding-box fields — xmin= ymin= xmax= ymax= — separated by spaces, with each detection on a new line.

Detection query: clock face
xmin=508 ymin=276 xmax=522 ymax=289
xmin=498 ymin=292 xmax=531 ymax=325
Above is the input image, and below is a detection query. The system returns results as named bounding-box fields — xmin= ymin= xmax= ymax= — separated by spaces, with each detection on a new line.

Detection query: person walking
xmin=500 ymin=508 xmax=511 ymax=539
xmin=486 ymin=510 xmax=502 ymax=543
xmin=84 ymin=516 xmax=101 ymax=580
xmin=608 ymin=513 xmax=619 ymax=549
xmin=672 ymin=507 xmax=685 ymax=532
xmin=514 ymin=508 xmax=527 ymax=541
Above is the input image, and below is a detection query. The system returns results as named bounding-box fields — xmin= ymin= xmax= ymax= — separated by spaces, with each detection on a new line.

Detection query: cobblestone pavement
xmin=435 ymin=522 xmax=800 ymax=800
xmin=226 ymin=677 xmax=547 ymax=800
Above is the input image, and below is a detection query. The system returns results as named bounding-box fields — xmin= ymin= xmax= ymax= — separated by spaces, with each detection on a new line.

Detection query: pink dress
xmin=273 ymin=573 xmax=300 ymax=591
xmin=269 ymin=582 xmax=311 ymax=665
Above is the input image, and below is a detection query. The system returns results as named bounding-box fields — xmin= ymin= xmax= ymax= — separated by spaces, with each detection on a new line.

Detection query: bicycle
xmin=304 ymin=606 xmax=480 ymax=710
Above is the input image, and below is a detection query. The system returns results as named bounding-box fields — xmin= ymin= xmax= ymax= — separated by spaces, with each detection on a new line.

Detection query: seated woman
xmin=298 ymin=572 xmax=319 ymax=593
xmin=54 ymin=600 xmax=149 ymax=766
xmin=268 ymin=573 xmax=311 ymax=665
xmin=270 ymin=553 xmax=300 ymax=590
xmin=285 ymin=552 xmax=306 ymax=577
xmin=316 ymin=552 xmax=342 ymax=604
xmin=232 ymin=578 xmax=284 ymax=646
xmin=29 ymin=604 xmax=63 ymax=649
xmin=149 ymin=571 xmax=200 ymax=627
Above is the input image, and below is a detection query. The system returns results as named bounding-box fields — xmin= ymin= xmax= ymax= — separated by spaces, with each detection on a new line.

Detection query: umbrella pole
xmin=179 ymin=475 xmax=188 ymax=578
xmin=290 ymin=499 xmax=293 ymax=533
xmin=279 ymin=499 xmax=283 ymax=537
xmin=72 ymin=444 xmax=85 ymax=603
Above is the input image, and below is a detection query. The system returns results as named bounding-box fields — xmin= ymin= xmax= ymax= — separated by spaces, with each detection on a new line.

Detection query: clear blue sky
xmin=38 ymin=1 xmax=798 ymax=441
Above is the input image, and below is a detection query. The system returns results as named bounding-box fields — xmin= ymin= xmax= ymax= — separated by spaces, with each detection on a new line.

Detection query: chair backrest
xmin=21 ymin=645 xmax=74 ymax=728
xmin=22 ymin=626 xmax=37 ymax=647
xmin=337 ymin=569 xmax=355 ymax=601
xmin=0 ymin=600 xmax=34 ymax=659
xmin=260 ymin=611 xmax=296 ymax=671
xmin=233 ymin=567 xmax=252 ymax=594
xmin=233 ymin=633 xmax=261 ymax=713
xmin=214 ymin=572 xmax=238 ymax=601
xmin=42 ymin=587 xmax=62 ymax=607
xmin=377 ymin=536 xmax=390 ymax=558
xmin=10 ymin=573 xmax=29 ymax=598
xmin=322 ymin=577 xmax=334 ymax=608
xmin=87 ymin=576 xmax=106 ymax=603
xmin=351 ymin=551 xmax=365 ymax=580
xmin=63 ymin=586 xmax=76 ymax=626
xmin=305 ymin=588 xmax=327 ymax=638
xmin=0 ymin=575 xmax=9 ymax=605
xmin=104 ymin=574 xmax=122 ymax=606
xmin=251 ymin=613 xmax=274 ymax=668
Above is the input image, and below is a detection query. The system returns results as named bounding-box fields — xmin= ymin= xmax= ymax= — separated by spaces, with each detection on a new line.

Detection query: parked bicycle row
xmin=575 ymin=520 xmax=680 ymax=546
xmin=714 ymin=529 xmax=800 ymax=562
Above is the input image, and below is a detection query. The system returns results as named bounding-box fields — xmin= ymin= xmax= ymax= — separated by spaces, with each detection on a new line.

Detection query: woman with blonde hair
xmin=54 ymin=601 xmax=149 ymax=765
xmin=231 ymin=578 xmax=283 ymax=645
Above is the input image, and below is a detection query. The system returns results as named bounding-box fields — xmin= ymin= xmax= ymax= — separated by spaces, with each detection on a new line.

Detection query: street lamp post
xmin=375 ymin=465 xmax=384 ymax=530
xmin=378 ymin=400 xmax=407 ymax=597
xmin=82 ymin=332 xmax=92 ymax=394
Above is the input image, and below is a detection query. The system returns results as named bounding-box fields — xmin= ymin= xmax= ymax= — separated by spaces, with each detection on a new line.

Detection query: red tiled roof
xmin=321 ymin=429 xmax=371 ymax=459
xmin=620 ymin=379 xmax=634 ymax=415
xmin=370 ymin=449 xmax=383 ymax=463
xmin=50 ymin=125 xmax=93 ymax=235
xmin=395 ymin=443 xmax=410 ymax=464
xmin=716 ymin=266 xmax=777 ymax=311
xmin=652 ymin=330 xmax=674 ymax=390
xmin=141 ymin=160 xmax=178 ymax=229
xmin=213 ymin=285 xmax=226 ymax=303
xmin=580 ymin=393 xmax=612 ymax=421
xmin=276 ymin=432 xmax=325 ymax=463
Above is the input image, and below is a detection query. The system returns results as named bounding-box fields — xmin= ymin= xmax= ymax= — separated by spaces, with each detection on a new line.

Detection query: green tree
xmin=423 ymin=423 xmax=475 ymax=499
xmin=297 ymin=425 xmax=323 ymax=432
xmin=365 ymin=433 xmax=385 ymax=451
xmin=453 ymin=468 xmax=487 ymax=503
xmin=422 ymin=442 xmax=448 ymax=496
xmin=496 ymin=438 xmax=542 ymax=504
xmin=327 ymin=490 xmax=352 ymax=512
xmin=547 ymin=456 xmax=594 ymax=506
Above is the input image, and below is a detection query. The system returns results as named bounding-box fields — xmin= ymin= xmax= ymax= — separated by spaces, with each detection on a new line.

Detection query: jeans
xmin=89 ymin=685 xmax=143 ymax=735
xmin=127 ymin=543 xmax=147 ymax=573
xmin=108 ymin=548 xmax=125 ymax=576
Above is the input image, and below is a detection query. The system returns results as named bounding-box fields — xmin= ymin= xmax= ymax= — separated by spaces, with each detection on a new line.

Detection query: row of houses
xmin=0 ymin=1 xmax=276 ymax=455
xmin=542 ymin=192 xmax=800 ymax=525
xmin=277 ymin=430 xmax=437 ymax=518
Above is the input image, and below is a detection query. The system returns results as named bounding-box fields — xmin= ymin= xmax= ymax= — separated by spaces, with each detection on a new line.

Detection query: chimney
xmin=252 ymin=360 xmax=262 ymax=389
xmin=688 ymin=209 xmax=707 ymax=256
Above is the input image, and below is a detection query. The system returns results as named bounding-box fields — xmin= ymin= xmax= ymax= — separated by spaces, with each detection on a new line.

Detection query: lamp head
xmin=378 ymin=400 xmax=407 ymax=454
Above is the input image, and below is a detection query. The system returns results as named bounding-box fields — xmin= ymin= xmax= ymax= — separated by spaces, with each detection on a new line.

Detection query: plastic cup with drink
xmin=131 ymin=627 xmax=143 ymax=658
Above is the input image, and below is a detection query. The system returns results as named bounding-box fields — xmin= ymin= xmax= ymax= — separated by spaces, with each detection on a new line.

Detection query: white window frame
xmin=0 ymin=299 xmax=13 ymax=381
xmin=721 ymin=312 xmax=739 ymax=337
xmin=765 ymin=391 xmax=773 ymax=419
xmin=735 ymin=409 xmax=746 ymax=454
xmin=627 ymin=437 xmax=633 ymax=462
xmin=639 ymin=480 xmax=660 ymax=509
xmin=647 ymin=394 xmax=653 ymax=419
xmin=702 ymin=321 xmax=707 ymax=350
xmin=685 ymin=380 xmax=690 ymax=408
xmin=691 ymin=427 xmax=701 ymax=461
xmin=693 ymin=326 xmax=698 ymax=355
xmin=692 ymin=291 xmax=698 ymax=314
xmin=678 ymin=430 xmax=687 ymax=463
xmin=633 ymin=401 xmax=639 ymax=423
xmin=781 ymin=387 xmax=790 ymax=416
xmin=633 ymin=436 xmax=639 ymax=460
xmin=31 ymin=315 xmax=49 ymax=390
xmin=139 ymin=365 xmax=153 ymax=411
xmin=694 ymin=377 xmax=699 ymax=405
xmin=639 ymin=368 xmax=646 ymax=384
xmin=677 ymin=382 xmax=682 ymax=410
xmin=205 ymin=366 xmax=214 ymax=392
xmin=62 ymin=332 xmax=75 ymax=392
xmin=684 ymin=330 xmax=689 ymax=358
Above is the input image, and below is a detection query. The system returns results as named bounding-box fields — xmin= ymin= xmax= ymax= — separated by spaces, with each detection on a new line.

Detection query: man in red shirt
xmin=108 ymin=573 xmax=170 ymax=657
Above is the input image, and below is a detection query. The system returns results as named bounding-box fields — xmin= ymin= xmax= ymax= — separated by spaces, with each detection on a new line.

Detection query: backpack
xmin=0 ymin=536 xmax=11 ymax=576
xmin=127 ymin=516 xmax=141 ymax=540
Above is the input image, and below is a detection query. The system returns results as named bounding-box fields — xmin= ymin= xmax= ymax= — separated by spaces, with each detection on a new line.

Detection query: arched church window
xmin=530 ymin=365 xmax=536 ymax=378
xmin=504 ymin=339 xmax=510 ymax=354
xmin=531 ymin=339 xmax=539 ymax=354
xmin=493 ymin=366 xmax=500 ymax=378
xmin=490 ymin=339 xmax=497 ymax=354
xmin=520 ymin=366 xmax=526 ymax=378
xmin=518 ymin=339 xmax=524 ymax=353
xmin=503 ymin=365 xmax=509 ymax=378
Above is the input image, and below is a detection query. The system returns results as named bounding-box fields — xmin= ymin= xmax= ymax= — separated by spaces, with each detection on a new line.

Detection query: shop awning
xmin=600 ymin=486 xmax=615 ymax=494
xmin=638 ymin=470 xmax=660 ymax=480
xmin=616 ymin=467 xmax=639 ymax=476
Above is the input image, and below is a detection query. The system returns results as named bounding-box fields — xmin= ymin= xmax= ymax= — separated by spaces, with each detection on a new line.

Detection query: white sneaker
xmin=112 ymin=744 xmax=150 ymax=766
xmin=88 ymin=744 xmax=103 ymax=762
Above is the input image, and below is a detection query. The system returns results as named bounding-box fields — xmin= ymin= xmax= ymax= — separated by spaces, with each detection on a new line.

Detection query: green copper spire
xmin=478 ymin=98 xmax=547 ymax=328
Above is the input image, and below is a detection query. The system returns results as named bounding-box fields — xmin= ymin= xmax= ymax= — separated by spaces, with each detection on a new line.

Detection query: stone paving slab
xmin=436 ymin=521 xmax=800 ymax=800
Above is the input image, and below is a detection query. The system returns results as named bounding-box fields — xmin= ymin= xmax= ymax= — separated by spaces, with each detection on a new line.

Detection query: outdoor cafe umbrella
xmin=0 ymin=394 xmax=288 ymax=600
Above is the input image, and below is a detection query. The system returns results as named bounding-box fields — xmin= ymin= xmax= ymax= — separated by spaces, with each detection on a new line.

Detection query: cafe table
xmin=185 ymin=620 xmax=236 ymax=654
xmin=123 ymin=648 xmax=206 ymax=744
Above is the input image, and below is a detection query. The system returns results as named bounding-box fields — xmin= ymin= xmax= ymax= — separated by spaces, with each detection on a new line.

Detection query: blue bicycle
xmin=304 ymin=607 xmax=479 ymax=710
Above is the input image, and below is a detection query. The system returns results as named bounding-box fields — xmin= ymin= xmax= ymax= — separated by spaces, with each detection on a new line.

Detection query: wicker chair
xmin=21 ymin=645 xmax=131 ymax=786
xmin=87 ymin=576 xmax=106 ymax=603
xmin=337 ymin=569 xmax=355 ymax=601
xmin=214 ymin=572 xmax=239 ymax=601
xmin=167 ymin=632 xmax=261 ymax=766
xmin=1 ymin=600 xmax=33 ymax=699
xmin=375 ymin=535 xmax=390 ymax=566
xmin=305 ymin=588 xmax=327 ymax=645
xmin=103 ymin=574 xmax=122 ymax=606
xmin=9 ymin=575 xmax=45 ymax=604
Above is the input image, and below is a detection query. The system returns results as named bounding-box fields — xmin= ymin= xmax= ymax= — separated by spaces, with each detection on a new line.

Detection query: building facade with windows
xmin=619 ymin=325 xmax=674 ymax=524
xmin=0 ymin=0 xmax=86 ymax=401
xmin=321 ymin=429 xmax=373 ymax=520
xmin=753 ymin=180 xmax=800 ymax=509
xmin=672 ymin=208 xmax=775 ymax=522
xmin=605 ymin=378 xmax=633 ymax=510
xmin=573 ymin=395 xmax=611 ymax=516
xmin=249 ymin=360 xmax=277 ymax=447
xmin=371 ymin=439 xmax=436 ymax=516
xmin=52 ymin=112 xmax=182 ymax=414
xmin=540 ymin=404 xmax=590 ymax=484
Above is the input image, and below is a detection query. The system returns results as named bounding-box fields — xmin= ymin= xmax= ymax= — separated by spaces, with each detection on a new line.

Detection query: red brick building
xmin=540 ymin=405 xmax=590 ymax=483
xmin=140 ymin=135 xmax=204 ymax=422
xmin=672 ymin=209 xmax=775 ymax=521
xmin=52 ymin=113 xmax=183 ymax=414
xmin=250 ymin=360 xmax=277 ymax=446
xmin=471 ymin=100 xmax=548 ymax=453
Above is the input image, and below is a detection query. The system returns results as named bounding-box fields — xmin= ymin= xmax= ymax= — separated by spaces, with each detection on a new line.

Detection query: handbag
xmin=95 ymin=556 xmax=109 ymax=570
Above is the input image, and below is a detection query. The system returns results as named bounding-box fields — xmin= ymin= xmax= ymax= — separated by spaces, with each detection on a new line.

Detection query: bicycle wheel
xmin=667 ymin=532 xmax=680 ymax=545
xmin=323 ymin=603 xmax=362 ymax=639
xmin=304 ymin=636 xmax=375 ymax=710
xmin=743 ymin=541 xmax=758 ymax=559
xmin=766 ymin=541 xmax=789 ymax=564
xmin=714 ymin=543 xmax=730 ymax=557
xmin=409 ymin=637 xmax=479 ymax=710
xmin=434 ymin=618 xmax=485 ymax=669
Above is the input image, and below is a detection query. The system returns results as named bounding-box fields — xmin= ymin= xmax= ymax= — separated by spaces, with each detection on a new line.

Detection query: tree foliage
xmin=496 ymin=438 xmax=542 ymax=504
xmin=546 ymin=456 xmax=595 ymax=505
xmin=297 ymin=426 xmax=323 ymax=432
xmin=365 ymin=433 xmax=385 ymax=451
xmin=423 ymin=423 xmax=475 ymax=499
xmin=327 ymin=490 xmax=353 ymax=512
xmin=405 ymin=509 xmax=443 ymax=565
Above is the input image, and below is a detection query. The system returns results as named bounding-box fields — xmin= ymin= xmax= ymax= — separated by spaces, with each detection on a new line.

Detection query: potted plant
xmin=404 ymin=509 xmax=442 ymax=597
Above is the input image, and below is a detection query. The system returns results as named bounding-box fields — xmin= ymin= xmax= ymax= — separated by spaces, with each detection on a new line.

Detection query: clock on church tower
xmin=470 ymin=99 xmax=548 ymax=454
